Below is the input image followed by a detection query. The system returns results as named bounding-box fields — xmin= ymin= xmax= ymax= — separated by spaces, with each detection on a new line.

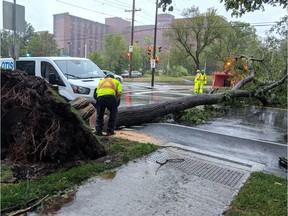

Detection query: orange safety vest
xmin=96 ymin=78 xmax=121 ymax=97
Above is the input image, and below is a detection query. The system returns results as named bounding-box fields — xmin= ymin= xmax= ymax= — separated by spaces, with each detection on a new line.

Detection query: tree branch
xmin=260 ymin=73 xmax=288 ymax=94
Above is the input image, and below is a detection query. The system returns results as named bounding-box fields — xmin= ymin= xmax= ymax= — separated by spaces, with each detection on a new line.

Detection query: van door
xmin=40 ymin=61 xmax=65 ymax=86
xmin=40 ymin=61 xmax=72 ymax=100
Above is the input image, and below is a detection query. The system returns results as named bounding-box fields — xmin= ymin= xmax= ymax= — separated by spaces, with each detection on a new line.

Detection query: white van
xmin=0 ymin=57 xmax=105 ymax=102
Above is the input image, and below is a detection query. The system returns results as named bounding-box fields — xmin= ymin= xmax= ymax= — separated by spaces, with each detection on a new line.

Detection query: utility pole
xmin=151 ymin=0 xmax=159 ymax=87
xmin=13 ymin=0 xmax=17 ymax=66
xmin=125 ymin=0 xmax=140 ymax=78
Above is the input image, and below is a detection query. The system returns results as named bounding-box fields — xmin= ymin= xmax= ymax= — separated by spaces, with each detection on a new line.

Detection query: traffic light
xmin=25 ymin=49 xmax=31 ymax=57
xmin=127 ymin=52 xmax=131 ymax=60
xmin=147 ymin=45 xmax=152 ymax=56
xmin=156 ymin=56 xmax=160 ymax=63
xmin=158 ymin=46 xmax=162 ymax=53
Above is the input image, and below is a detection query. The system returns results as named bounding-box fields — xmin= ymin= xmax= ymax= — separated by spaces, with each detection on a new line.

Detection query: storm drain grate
xmin=147 ymin=151 xmax=246 ymax=188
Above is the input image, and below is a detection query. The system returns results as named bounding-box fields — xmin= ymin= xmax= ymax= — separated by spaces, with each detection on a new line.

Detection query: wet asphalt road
xmin=129 ymin=122 xmax=287 ymax=178
xmin=118 ymin=82 xmax=287 ymax=178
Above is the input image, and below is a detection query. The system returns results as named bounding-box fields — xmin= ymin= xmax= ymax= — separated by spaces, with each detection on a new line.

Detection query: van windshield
xmin=54 ymin=59 xmax=105 ymax=79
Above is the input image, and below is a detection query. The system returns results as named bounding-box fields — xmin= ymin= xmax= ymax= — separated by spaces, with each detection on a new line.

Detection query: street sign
xmin=129 ymin=45 xmax=133 ymax=52
xmin=3 ymin=1 xmax=25 ymax=33
xmin=151 ymin=59 xmax=156 ymax=69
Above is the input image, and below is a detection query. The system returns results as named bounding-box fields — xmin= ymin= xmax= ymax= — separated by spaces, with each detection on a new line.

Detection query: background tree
xmin=159 ymin=0 xmax=287 ymax=15
xmin=206 ymin=21 xmax=261 ymax=71
xmin=88 ymin=50 xmax=105 ymax=69
xmin=168 ymin=48 xmax=195 ymax=74
xmin=1 ymin=22 xmax=36 ymax=57
xmin=130 ymin=43 xmax=142 ymax=72
xmin=26 ymin=31 xmax=59 ymax=56
xmin=0 ymin=30 xmax=12 ymax=57
xmin=103 ymin=34 xmax=129 ymax=74
xmin=103 ymin=34 xmax=143 ymax=74
xmin=165 ymin=6 xmax=229 ymax=70
xmin=219 ymin=0 xmax=287 ymax=16
xmin=20 ymin=22 xmax=35 ymax=56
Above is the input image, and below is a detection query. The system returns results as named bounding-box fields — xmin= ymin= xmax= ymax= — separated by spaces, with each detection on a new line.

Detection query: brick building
xmin=53 ymin=13 xmax=175 ymax=57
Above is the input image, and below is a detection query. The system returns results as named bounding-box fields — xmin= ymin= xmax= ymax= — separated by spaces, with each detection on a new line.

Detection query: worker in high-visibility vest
xmin=194 ymin=69 xmax=201 ymax=94
xmin=194 ymin=69 xmax=207 ymax=94
xmin=198 ymin=69 xmax=207 ymax=93
xmin=95 ymin=74 xmax=122 ymax=136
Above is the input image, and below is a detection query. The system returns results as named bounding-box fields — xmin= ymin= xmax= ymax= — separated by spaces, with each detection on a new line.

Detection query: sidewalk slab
xmin=56 ymin=146 xmax=258 ymax=216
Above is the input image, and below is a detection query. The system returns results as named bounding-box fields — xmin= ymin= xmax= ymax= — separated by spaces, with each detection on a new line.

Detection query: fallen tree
xmin=71 ymin=72 xmax=287 ymax=129
xmin=1 ymin=69 xmax=106 ymax=178
xmin=115 ymin=74 xmax=287 ymax=127
xmin=68 ymin=56 xmax=287 ymax=128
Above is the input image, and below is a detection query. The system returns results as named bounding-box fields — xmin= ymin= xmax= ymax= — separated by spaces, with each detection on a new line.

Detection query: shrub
xmin=168 ymin=65 xmax=188 ymax=77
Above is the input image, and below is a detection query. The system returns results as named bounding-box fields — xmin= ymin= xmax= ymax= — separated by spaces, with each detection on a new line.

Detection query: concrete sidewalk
xmin=56 ymin=144 xmax=264 ymax=216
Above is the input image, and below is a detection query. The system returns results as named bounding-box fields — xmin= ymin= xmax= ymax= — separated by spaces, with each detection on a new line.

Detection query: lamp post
xmin=85 ymin=22 xmax=93 ymax=58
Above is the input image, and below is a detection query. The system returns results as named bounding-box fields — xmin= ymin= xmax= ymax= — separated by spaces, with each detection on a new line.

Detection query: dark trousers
xmin=96 ymin=95 xmax=118 ymax=133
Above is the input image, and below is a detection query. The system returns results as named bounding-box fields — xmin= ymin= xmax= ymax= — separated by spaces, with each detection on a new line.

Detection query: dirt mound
xmin=1 ymin=69 xmax=106 ymax=178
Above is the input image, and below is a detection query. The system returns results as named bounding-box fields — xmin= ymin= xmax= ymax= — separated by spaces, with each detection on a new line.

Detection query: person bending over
xmin=95 ymin=74 xmax=122 ymax=136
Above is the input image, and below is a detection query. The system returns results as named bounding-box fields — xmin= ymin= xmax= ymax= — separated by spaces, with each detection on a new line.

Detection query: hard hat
xmin=106 ymin=74 xmax=115 ymax=78
xmin=196 ymin=69 xmax=200 ymax=73
xmin=201 ymin=69 xmax=205 ymax=73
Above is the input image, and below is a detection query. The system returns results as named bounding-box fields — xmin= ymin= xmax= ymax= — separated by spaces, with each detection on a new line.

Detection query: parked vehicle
xmin=121 ymin=70 xmax=142 ymax=78
xmin=132 ymin=71 xmax=142 ymax=77
xmin=102 ymin=70 xmax=123 ymax=83
xmin=0 ymin=57 xmax=105 ymax=102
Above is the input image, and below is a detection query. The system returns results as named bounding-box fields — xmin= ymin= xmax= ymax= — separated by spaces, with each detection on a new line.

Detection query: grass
xmin=0 ymin=166 xmax=13 ymax=182
xmin=225 ymin=172 xmax=287 ymax=216
xmin=0 ymin=138 xmax=158 ymax=211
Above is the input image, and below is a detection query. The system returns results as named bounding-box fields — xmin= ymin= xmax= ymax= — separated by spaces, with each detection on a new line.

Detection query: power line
xmin=56 ymin=0 xmax=121 ymax=17
xmin=55 ymin=21 xmax=282 ymax=44
xmin=92 ymin=0 xmax=127 ymax=11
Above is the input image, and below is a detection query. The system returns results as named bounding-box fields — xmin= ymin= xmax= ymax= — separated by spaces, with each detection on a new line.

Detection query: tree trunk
xmin=71 ymin=74 xmax=287 ymax=129
xmin=117 ymin=74 xmax=287 ymax=127
xmin=116 ymin=90 xmax=250 ymax=127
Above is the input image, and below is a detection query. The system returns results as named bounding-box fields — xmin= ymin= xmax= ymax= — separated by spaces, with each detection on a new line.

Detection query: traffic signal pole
xmin=151 ymin=0 xmax=159 ymax=87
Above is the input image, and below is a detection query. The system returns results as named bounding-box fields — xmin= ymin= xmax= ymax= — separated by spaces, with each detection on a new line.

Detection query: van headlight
xmin=71 ymin=84 xmax=90 ymax=94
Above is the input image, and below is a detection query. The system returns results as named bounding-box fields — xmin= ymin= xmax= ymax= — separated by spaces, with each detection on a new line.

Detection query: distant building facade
xmin=53 ymin=13 xmax=109 ymax=57
xmin=53 ymin=13 xmax=175 ymax=57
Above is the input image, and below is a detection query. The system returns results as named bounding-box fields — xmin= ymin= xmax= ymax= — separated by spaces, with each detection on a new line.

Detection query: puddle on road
xmin=32 ymin=172 xmax=117 ymax=215
xmin=100 ymin=171 xmax=117 ymax=180
xmin=40 ymin=192 xmax=76 ymax=215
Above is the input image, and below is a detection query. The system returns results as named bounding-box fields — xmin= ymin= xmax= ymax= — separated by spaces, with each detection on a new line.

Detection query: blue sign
xmin=1 ymin=61 xmax=14 ymax=70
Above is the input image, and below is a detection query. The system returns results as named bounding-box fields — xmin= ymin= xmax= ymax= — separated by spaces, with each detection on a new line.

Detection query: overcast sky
xmin=1 ymin=0 xmax=287 ymax=37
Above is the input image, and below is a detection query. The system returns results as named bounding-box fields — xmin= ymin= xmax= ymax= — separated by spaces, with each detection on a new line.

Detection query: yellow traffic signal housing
xmin=156 ymin=56 xmax=160 ymax=63
xmin=147 ymin=45 xmax=152 ymax=56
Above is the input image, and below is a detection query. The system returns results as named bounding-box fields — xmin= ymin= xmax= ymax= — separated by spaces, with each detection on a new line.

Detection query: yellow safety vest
xmin=96 ymin=78 xmax=122 ymax=97
xmin=196 ymin=74 xmax=207 ymax=84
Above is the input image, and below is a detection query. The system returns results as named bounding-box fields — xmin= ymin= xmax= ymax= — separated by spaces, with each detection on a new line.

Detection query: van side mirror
xmin=49 ymin=73 xmax=57 ymax=84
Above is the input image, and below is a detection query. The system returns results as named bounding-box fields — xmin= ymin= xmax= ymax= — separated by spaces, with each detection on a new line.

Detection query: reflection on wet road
xmin=196 ymin=106 xmax=287 ymax=144
xmin=120 ymin=82 xmax=193 ymax=107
